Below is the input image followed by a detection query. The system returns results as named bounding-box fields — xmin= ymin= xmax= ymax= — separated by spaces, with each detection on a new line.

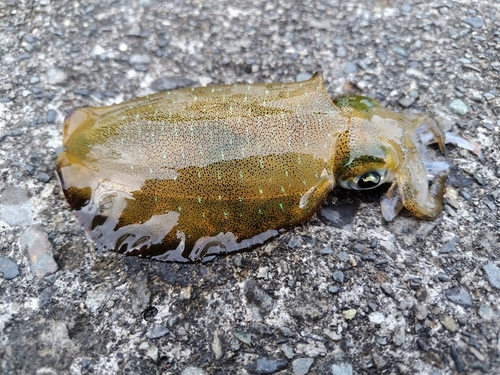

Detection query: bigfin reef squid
xmin=56 ymin=72 xmax=482 ymax=262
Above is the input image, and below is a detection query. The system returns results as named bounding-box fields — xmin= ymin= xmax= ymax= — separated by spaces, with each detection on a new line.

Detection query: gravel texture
xmin=1 ymin=0 xmax=499 ymax=374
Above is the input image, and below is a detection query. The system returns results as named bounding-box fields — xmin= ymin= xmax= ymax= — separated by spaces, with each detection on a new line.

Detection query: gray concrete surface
xmin=1 ymin=0 xmax=499 ymax=374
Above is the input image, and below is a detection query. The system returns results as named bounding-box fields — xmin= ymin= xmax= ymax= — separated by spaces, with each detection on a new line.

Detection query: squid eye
xmin=356 ymin=171 xmax=381 ymax=189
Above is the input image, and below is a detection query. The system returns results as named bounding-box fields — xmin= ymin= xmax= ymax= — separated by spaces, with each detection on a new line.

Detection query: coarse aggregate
xmin=0 ymin=0 xmax=499 ymax=374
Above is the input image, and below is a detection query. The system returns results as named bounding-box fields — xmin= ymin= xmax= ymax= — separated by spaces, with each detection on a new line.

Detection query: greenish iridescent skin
xmin=56 ymin=73 xmax=476 ymax=262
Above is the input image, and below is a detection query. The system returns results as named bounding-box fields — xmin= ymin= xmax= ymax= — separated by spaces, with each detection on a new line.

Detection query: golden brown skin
xmin=57 ymin=73 xmax=345 ymax=261
xmin=56 ymin=73 xmax=479 ymax=261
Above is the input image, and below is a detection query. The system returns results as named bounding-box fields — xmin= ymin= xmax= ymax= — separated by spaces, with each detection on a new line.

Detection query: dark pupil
xmin=357 ymin=171 xmax=381 ymax=189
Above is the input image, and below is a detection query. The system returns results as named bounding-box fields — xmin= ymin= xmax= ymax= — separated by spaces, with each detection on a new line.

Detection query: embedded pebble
xmin=462 ymin=17 xmax=484 ymax=29
xmin=126 ymin=23 xmax=142 ymax=37
xmin=436 ymin=272 xmax=451 ymax=282
xmin=288 ymin=235 xmax=303 ymax=249
xmin=372 ymin=352 xmax=386 ymax=369
xmin=393 ymin=325 xmax=406 ymax=347
xmin=244 ymin=280 xmax=274 ymax=316
xmin=328 ymin=286 xmax=341 ymax=294
xmin=245 ymin=357 xmax=288 ymax=374
xmin=336 ymin=46 xmax=347 ymax=58
xmin=296 ymin=73 xmax=313 ymax=82
xmin=46 ymin=67 xmax=67 ymax=85
xmin=0 ymin=186 xmax=33 ymax=226
xmin=146 ymin=324 xmax=168 ymax=339
xmin=0 ymin=257 xmax=20 ymax=280
xmin=441 ymin=315 xmax=458 ymax=332
xmin=478 ymin=303 xmax=493 ymax=320
xmin=332 ymin=270 xmax=344 ymax=283
xmin=36 ymin=172 xmax=51 ymax=183
xmin=330 ymin=362 xmax=353 ymax=375
xmin=342 ymin=309 xmax=356 ymax=320
xmin=150 ymin=76 xmax=197 ymax=92
xmin=483 ymin=92 xmax=495 ymax=101
xmin=129 ymin=54 xmax=151 ymax=65
xmin=46 ymin=109 xmax=58 ymax=123
xmin=233 ymin=331 xmax=252 ymax=346
xmin=320 ymin=245 xmax=333 ymax=255
xmin=440 ymin=237 xmax=457 ymax=253
xmin=449 ymin=99 xmax=467 ymax=115
xmin=398 ymin=97 xmax=414 ymax=108
xmin=379 ymin=240 xmax=394 ymax=252
xmin=392 ymin=46 xmax=408 ymax=57
xmin=281 ymin=344 xmax=294 ymax=359
xmin=180 ymin=366 xmax=209 ymax=375
xmin=343 ymin=62 xmax=357 ymax=74
xmin=414 ymin=305 xmax=428 ymax=320
xmin=292 ymin=358 xmax=314 ymax=375
xmin=450 ymin=346 xmax=466 ymax=372
xmin=257 ymin=266 xmax=269 ymax=279
xmin=483 ymin=263 xmax=500 ymax=289
xmin=445 ymin=286 xmax=474 ymax=307
xmin=19 ymin=224 xmax=58 ymax=278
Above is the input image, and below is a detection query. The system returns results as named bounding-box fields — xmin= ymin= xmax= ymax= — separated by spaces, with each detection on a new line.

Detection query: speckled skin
xmin=56 ymin=73 xmax=454 ymax=261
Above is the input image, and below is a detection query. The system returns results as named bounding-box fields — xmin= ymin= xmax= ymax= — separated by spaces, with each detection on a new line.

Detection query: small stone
xmin=17 ymin=52 xmax=31 ymax=61
xmin=337 ymin=251 xmax=348 ymax=261
xmin=212 ymin=330 xmax=223 ymax=360
xmin=361 ymin=253 xmax=377 ymax=261
xmin=20 ymin=224 xmax=58 ymax=278
xmin=484 ymin=92 xmax=495 ymax=101
xmin=445 ymin=285 xmax=474 ymax=307
xmin=441 ymin=315 xmax=458 ymax=332
xmin=449 ymin=99 xmax=467 ymax=115
xmin=129 ymin=54 xmax=151 ymax=65
xmin=336 ymin=46 xmax=347 ymax=58
xmin=46 ymin=67 xmax=67 ymax=85
xmin=328 ymin=286 xmax=341 ymax=294
xmin=36 ymin=172 xmax=51 ymax=183
xmin=416 ymin=338 xmax=429 ymax=351
xmin=233 ymin=331 xmax=252 ymax=346
xmin=401 ymin=4 xmax=411 ymax=13
xmin=281 ymin=344 xmax=294 ymax=359
xmin=398 ymin=97 xmax=414 ymax=108
xmin=0 ymin=257 xmax=20 ymax=279
xmin=146 ymin=324 xmax=168 ymax=339
xmin=414 ymin=305 xmax=428 ymax=320
xmin=332 ymin=270 xmax=344 ymax=283
xmin=343 ymin=62 xmax=357 ymax=74
xmin=288 ymin=235 xmax=303 ymax=249
xmin=292 ymin=358 xmax=314 ymax=375
xmin=379 ymin=240 xmax=394 ymax=252
xmin=245 ymin=357 xmax=288 ymax=374
xmin=392 ymin=46 xmax=408 ymax=57
xmin=342 ymin=309 xmax=356 ymax=320
xmin=381 ymin=284 xmax=395 ymax=299
xmin=244 ymin=279 xmax=274 ymax=316
xmin=280 ymin=326 xmax=294 ymax=337
xmin=126 ymin=23 xmax=142 ymax=37
xmin=296 ymin=73 xmax=312 ymax=82
xmin=372 ymin=352 xmax=386 ymax=369
xmin=369 ymin=312 xmax=385 ymax=325
xmin=330 ymin=362 xmax=353 ymax=375
xmin=180 ymin=366 xmax=209 ymax=375
xmin=150 ymin=76 xmax=197 ymax=92
xmin=478 ymin=303 xmax=492 ymax=320
xmin=483 ymin=263 xmax=500 ymax=289
xmin=450 ymin=346 xmax=466 ymax=373
xmin=257 ymin=266 xmax=269 ymax=279
xmin=462 ymin=17 xmax=484 ymax=29
xmin=440 ymin=237 xmax=457 ymax=253
xmin=46 ymin=109 xmax=58 ymax=123
xmin=320 ymin=245 xmax=333 ymax=255
xmin=30 ymin=76 xmax=40 ymax=84
xmin=436 ymin=272 xmax=451 ymax=282
xmin=393 ymin=325 xmax=406 ymax=347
